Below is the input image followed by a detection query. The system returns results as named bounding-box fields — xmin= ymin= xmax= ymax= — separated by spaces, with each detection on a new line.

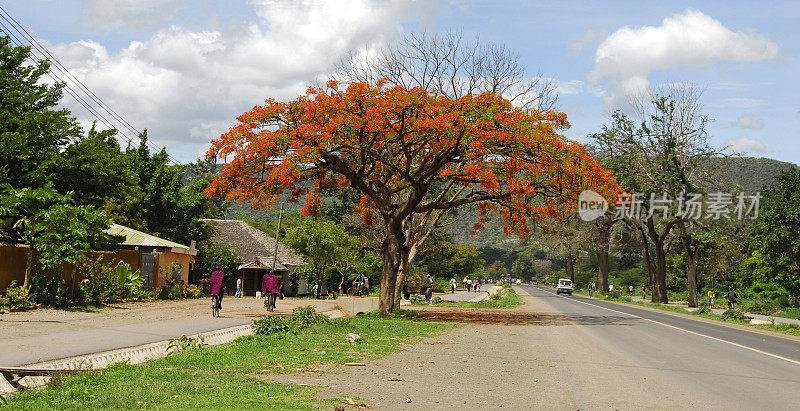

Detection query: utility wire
xmin=0 ymin=5 xmax=183 ymax=165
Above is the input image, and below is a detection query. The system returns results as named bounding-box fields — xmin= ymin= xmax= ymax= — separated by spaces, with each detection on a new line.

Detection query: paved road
xmin=1 ymin=297 xmax=336 ymax=367
xmin=516 ymin=284 xmax=800 ymax=409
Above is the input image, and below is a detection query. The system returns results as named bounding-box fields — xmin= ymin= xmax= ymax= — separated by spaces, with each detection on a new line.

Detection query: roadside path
xmin=267 ymin=284 xmax=800 ymax=409
xmin=623 ymin=293 xmax=800 ymax=326
xmin=1 ymin=297 xmax=336 ymax=367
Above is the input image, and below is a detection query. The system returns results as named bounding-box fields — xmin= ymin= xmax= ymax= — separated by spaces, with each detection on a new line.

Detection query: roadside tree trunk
xmin=565 ymin=252 xmax=574 ymax=284
xmin=595 ymin=219 xmax=612 ymax=293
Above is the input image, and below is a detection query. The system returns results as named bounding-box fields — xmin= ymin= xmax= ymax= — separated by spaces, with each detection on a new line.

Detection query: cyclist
xmin=352 ymin=273 xmax=367 ymax=295
xmin=727 ymin=288 xmax=737 ymax=309
xmin=209 ymin=267 xmax=225 ymax=312
xmin=262 ymin=272 xmax=280 ymax=311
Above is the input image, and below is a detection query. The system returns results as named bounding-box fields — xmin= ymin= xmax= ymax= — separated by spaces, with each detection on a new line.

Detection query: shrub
xmin=252 ymin=306 xmax=329 ymax=335
xmin=695 ymin=306 xmax=712 ymax=315
xmin=289 ymin=306 xmax=328 ymax=328
xmin=184 ymin=284 xmax=203 ymax=299
xmin=252 ymin=315 xmax=293 ymax=335
xmin=431 ymin=296 xmax=443 ymax=304
xmin=77 ymin=256 xmax=123 ymax=302
xmin=409 ymin=294 xmax=427 ymax=305
xmin=1 ymin=281 xmax=33 ymax=310
xmin=722 ymin=309 xmax=745 ymax=321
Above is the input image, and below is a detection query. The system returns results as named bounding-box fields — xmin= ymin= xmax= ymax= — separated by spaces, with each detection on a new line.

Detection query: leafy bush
xmin=184 ymin=284 xmax=203 ymax=299
xmin=252 ymin=306 xmax=329 ymax=335
xmin=167 ymin=335 xmax=205 ymax=353
xmin=252 ymin=315 xmax=293 ymax=335
xmin=77 ymin=256 xmax=123 ymax=302
xmin=741 ymin=298 xmax=780 ymax=315
xmin=431 ymin=296 xmax=443 ymax=304
xmin=722 ymin=309 xmax=745 ymax=321
xmin=0 ymin=281 xmax=33 ymax=310
xmin=695 ymin=306 xmax=712 ymax=315
xmin=409 ymin=294 xmax=427 ymax=305
xmin=289 ymin=306 xmax=328 ymax=328
xmin=158 ymin=265 xmax=182 ymax=300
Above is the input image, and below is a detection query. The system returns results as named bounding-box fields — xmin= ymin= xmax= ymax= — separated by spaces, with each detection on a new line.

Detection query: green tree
xmin=285 ymin=220 xmax=350 ymax=299
xmin=125 ymin=132 xmax=213 ymax=245
xmin=0 ymin=34 xmax=82 ymax=188
xmin=749 ymin=168 xmax=800 ymax=295
xmin=52 ymin=122 xmax=143 ymax=226
xmin=0 ymin=185 xmax=111 ymax=288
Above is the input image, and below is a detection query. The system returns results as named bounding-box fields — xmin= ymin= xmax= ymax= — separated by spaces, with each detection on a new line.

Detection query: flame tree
xmin=207 ymin=81 xmax=619 ymax=315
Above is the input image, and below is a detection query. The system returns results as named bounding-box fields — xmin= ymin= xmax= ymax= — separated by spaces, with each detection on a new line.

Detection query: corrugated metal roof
xmin=105 ymin=223 xmax=192 ymax=251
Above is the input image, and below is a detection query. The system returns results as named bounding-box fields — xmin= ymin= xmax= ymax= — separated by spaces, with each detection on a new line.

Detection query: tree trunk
xmin=686 ymin=256 xmax=699 ymax=307
xmin=379 ymin=234 xmax=402 ymax=316
xmin=393 ymin=245 xmax=418 ymax=309
xmin=24 ymin=243 xmax=34 ymax=289
xmin=596 ymin=221 xmax=611 ymax=293
xmin=565 ymin=252 xmax=574 ymax=283
xmin=678 ymin=221 xmax=699 ymax=308
xmin=652 ymin=239 xmax=669 ymax=304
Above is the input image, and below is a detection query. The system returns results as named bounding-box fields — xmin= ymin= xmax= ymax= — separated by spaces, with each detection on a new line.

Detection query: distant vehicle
xmin=556 ymin=279 xmax=573 ymax=296
xmin=402 ymin=272 xmax=434 ymax=300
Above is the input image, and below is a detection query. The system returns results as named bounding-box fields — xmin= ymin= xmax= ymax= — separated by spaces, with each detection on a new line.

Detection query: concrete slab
xmin=336 ymin=297 xmax=379 ymax=316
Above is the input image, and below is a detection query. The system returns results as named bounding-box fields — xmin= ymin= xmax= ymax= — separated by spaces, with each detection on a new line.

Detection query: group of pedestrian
xmin=462 ymin=277 xmax=483 ymax=292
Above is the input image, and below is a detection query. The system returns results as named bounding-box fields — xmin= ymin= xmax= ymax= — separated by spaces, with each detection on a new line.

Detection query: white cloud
xmin=588 ymin=9 xmax=778 ymax=108
xmin=569 ymin=133 xmax=589 ymax=144
xmin=724 ymin=136 xmax=767 ymax=155
xmin=724 ymin=97 xmax=769 ymax=108
xmin=732 ymin=114 xmax=765 ymax=130
xmin=570 ymin=28 xmax=606 ymax=53
xmin=81 ymin=0 xmax=188 ymax=32
xmin=47 ymin=0 xmax=438 ymax=162
xmin=554 ymin=79 xmax=584 ymax=95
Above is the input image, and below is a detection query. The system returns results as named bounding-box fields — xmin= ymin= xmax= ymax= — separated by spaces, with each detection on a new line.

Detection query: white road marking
xmin=528 ymin=286 xmax=800 ymax=367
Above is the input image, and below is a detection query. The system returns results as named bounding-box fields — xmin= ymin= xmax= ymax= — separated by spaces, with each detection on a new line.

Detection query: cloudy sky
xmin=3 ymin=0 xmax=798 ymax=164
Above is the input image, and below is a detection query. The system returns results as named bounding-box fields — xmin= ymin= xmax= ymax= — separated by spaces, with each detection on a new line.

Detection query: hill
xmin=709 ymin=157 xmax=796 ymax=192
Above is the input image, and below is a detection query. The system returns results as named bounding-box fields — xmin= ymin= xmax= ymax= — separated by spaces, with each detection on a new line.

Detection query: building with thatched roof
xmin=201 ymin=219 xmax=305 ymax=295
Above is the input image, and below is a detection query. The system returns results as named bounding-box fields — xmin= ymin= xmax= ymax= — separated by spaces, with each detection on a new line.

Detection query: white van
xmin=556 ymin=279 xmax=573 ymax=296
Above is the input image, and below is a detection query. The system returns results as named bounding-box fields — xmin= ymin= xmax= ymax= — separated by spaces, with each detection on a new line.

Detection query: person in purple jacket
xmin=209 ymin=268 xmax=225 ymax=311
xmin=262 ymin=272 xmax=281 ymax=311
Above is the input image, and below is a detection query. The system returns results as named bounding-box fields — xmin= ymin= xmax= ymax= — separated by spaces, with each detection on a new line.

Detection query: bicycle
xmin=211 ymin=294 xmax=222 ymax=317
xmin=264 ymin=293 xmax=277 ymax=312
xmin=347 ymin=282 xmax=368 ymax=296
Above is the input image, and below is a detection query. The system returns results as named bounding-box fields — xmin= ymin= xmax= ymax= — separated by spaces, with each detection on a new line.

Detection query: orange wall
xmin=0 ymin=245 xmax=29 ymax=292
xmin=0 ymin=246 xmax=191 ymax=294
xmin=153 ymin=251 xmax=192 ymax=289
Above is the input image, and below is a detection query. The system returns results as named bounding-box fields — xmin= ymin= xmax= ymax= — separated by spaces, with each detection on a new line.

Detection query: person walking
xmin=467 ymin=278 xmax=472 ymax=292
xmin=642 ymin=285 xmax=647 ymax=300
xmin=708 ymin=289 xmax=715 ymax=307
xmin=609 ymin=284 xmax=614 ymax=294
xmin=450 ymin=278 xmax=457 ymax=293
xmin=235 ymin=276 xmax=242 ymax=298
xmin=629 ymin=285 xmax=634 ymax=296
xmin=588 ymin=282 xmax=594 ymax=298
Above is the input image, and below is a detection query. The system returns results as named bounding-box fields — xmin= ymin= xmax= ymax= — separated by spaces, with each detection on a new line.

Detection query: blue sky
xmin=3 ymin=1 xmax=798 ymax=165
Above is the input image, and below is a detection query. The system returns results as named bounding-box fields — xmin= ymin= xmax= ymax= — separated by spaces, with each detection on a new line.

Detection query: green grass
xmin=3 ymin=313 xmax=452 ymax=410
xmin=434 ymin=286 xmax=523 ymax=309
xmin=574 ymin=289 xmax=800 ymax=337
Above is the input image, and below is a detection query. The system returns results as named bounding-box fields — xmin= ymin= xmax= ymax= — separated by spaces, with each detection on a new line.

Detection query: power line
xmin=0 ymin=5 xmax=184 ymax=165
xmin=0 ymin=21 xmax=139 ymax=150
